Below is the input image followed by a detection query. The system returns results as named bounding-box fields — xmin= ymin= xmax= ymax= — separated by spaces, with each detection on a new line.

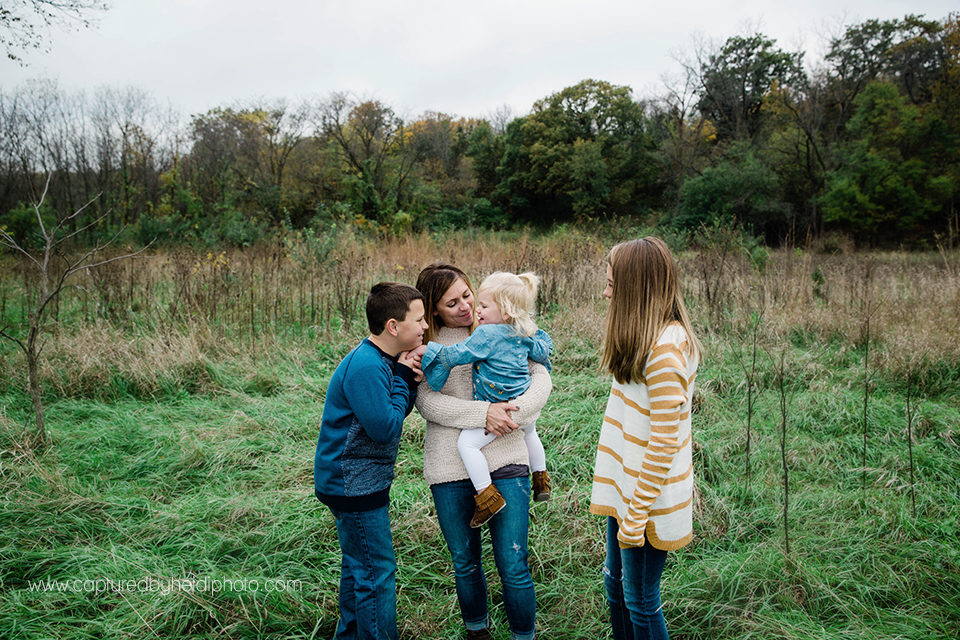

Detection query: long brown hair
xmin=415 ymin=262 xmax=477 ymax=344
xmin=601 ymin=237 xmax=702 ymax=384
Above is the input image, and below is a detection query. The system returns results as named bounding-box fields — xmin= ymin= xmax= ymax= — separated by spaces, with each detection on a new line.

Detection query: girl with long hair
xmin=589 ymin=238 xmax=702 ymax=640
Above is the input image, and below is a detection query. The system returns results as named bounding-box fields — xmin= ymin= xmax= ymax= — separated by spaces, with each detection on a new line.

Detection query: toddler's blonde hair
xmin=478 ymin=271 xmax=540 ymax=337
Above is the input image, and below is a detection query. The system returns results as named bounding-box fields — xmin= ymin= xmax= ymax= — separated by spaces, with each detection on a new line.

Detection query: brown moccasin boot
xmin=532 ymin=470 xmax=551 ymax=502
xmin=470 ymin=484 xmax=506 ymax=528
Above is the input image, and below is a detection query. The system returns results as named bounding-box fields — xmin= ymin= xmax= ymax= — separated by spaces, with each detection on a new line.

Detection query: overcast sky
xmin=2 ymin=0 xmax=955 ymax=120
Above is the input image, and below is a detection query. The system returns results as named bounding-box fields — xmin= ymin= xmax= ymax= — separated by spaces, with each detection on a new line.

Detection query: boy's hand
xmin=399 ymin=345 xmax=427 ymax=382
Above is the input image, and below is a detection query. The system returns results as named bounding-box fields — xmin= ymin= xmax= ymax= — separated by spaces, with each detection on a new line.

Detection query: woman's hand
xmin=485 ymin=402 xmax=520 ymax=436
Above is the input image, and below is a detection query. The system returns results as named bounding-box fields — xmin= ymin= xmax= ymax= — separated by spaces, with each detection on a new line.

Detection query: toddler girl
xmin=421 ymin=271 xmax=552 ymax=528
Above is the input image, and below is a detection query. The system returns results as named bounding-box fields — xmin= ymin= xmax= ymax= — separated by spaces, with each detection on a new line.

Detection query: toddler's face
xmin=476 ymin=289 xmax=506 ymax=325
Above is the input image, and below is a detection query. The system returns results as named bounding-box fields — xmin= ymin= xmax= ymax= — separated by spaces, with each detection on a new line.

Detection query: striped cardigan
xmin=589 ymin=323 xmax=699 ymax=550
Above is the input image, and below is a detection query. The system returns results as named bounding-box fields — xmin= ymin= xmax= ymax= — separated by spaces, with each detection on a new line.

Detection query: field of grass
xmin=1 ymin=226 xmax=959 ymax=638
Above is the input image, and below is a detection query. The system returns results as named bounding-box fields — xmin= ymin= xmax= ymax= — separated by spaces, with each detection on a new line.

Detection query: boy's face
xmin=395 ymin=299 xmax=428 ymax=350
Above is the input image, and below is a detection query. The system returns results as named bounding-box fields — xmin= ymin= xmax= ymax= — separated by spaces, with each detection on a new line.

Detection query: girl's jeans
xmin=604 ymin=516 xmax=669 ymax=640
xmin=431 ymin=476 xmax=536 ymax=640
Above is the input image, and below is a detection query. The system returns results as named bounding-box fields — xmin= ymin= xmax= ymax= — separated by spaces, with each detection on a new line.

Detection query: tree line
xmin=1 ymin=13 xmax=958 ymax=247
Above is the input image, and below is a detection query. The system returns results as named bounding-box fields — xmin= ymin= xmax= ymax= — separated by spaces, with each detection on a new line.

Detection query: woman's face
xmin=603 ymin=264 xmax=614 ymax=301
xmin=435 ymin=277 xmax=475 ymax=328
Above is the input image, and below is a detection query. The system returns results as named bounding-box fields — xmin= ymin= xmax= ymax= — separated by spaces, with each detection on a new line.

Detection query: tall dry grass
xmin=1 ymin=229 xmax=959 ymax=398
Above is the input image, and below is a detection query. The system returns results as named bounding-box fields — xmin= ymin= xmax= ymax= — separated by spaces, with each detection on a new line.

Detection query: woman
xmin=415 ymin=263 xmax=551 ymax=640
xmin=589 ymin=238 xmax=702 ymax=640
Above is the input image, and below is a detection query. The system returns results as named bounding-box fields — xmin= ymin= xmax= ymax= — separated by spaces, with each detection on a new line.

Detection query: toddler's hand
xmin=408 ymin=344 xmax=427 ymax=362
xmin=399 ymin=346 xmax=426 ymax=381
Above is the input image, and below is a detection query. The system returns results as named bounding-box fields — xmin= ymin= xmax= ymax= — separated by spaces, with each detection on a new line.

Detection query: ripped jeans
xmin=604 ymin=516 xmax=669 ymax=640
xmin=431 ymin=476 xmax=536 ymax=640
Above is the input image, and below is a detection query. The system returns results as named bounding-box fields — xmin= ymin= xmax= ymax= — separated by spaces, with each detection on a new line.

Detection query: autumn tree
xmin=820 ymin=80 xmax=958 ymax=241
xmin=653 ymin=65 xmax=718 ymax=205
xmin=408 ymin=112 xmax=480 ymax=211
xmin=676 ymin=140 xmax=788 ymax=237
xmin=0 ymin=82 xmax=176 ymax=241
xmin=822 ymin=15 xmax=946 ymax=140
xmin=183 ymin=100 xmax=310 ymax=223
xmin=318 ymin=94 xmax=429 ymax=223
xmin=932 ymin=13 xmax=960 ymax=137
xmin=494 ymin=79 xmax=659 ymax=224
xmin=695 ymin=34 xmax=805 ymax=144
xmin=466 ymin=120 xmax=503 ymax=201
xmin=234 ymin=99 xmax=312 ymax=224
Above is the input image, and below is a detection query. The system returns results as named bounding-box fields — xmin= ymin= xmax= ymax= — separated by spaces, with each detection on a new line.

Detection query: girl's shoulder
xmin=474 ymin=324 xmax=512 ymax=339
xmin=656 ymin=322 xmax=688 ymax=345
xmin=656 ymin=322 xmax=698 ymax=367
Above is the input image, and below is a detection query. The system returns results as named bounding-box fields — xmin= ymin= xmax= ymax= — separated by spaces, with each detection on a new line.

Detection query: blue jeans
xmin=604 ymin=517 xmax=669 ymax=640
xmin=329 ymin=505 xmax=398 ymax=640
xmin=431 ymin=477 xmax=536 ymax=640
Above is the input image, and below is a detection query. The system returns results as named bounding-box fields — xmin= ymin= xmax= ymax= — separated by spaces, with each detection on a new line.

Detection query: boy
xmin=314 ymin=282 xmax=428 ymax=640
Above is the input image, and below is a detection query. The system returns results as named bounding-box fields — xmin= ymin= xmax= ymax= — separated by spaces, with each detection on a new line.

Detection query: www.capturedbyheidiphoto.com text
xmin=28 ymin=576 xmax=303 ymax=596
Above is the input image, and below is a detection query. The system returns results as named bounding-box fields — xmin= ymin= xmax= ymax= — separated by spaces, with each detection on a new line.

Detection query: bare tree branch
xmin=0 ymin=178 xmax=148 ymax=449
xmin=0 ymin=327 xmax=27 ymax=354
xmin=2 ymin=0 xmax=109 ymax=64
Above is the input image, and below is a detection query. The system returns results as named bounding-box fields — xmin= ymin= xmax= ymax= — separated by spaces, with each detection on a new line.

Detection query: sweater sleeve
xmin=415 ymin=360 xmax=552 ymax=431
xmin=415 ymin=378 xmax=490 ymax=430
xmin=618 ymin=343 xmax=689 ymax=547
xmin=343 ymin=350 xmax=416 ymax=444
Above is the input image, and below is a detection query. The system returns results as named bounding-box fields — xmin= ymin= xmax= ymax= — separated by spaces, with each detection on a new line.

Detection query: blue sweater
xmin=314 ymin=338 xmax=418 ymax=512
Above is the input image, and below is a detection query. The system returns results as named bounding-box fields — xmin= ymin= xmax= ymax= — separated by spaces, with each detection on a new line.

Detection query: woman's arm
xmin=415 ymin=360 xmax=551 ymax=434
xmin=414 ymin=379 xmax=489 ymax=431
xmin=508 ymin=361 xmax=551 ymax=427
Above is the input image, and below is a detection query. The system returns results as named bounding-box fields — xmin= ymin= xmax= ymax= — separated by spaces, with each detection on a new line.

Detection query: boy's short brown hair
xmin=366 ymin=282 xmax=424 ymax=335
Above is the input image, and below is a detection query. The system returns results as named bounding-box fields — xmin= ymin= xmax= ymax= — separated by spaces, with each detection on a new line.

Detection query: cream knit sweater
xmin=415 ymin=326 xmax=552 ymax=486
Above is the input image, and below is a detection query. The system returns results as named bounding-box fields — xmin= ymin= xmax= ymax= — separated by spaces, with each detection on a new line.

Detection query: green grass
xmin=3 ymin=233 xmax=960 ymax=639
xmin=2 ymin=326 xmax=958 ymax=639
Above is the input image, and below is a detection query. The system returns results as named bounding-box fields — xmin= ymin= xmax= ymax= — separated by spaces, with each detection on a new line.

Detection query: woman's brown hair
xmin=415 ymin=262 xmax=477 ymax=344
xmin=600 ymin=237 xmax=702 ymax=384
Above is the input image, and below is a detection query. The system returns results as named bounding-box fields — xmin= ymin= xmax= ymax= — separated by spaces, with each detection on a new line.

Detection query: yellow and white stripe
xmin=589 ymin=323 xmax=698 ymax=550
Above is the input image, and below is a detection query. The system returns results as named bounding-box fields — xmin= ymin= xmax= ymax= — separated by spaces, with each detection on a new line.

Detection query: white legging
xmin=458 ymin=422 xmax=547 ymax=492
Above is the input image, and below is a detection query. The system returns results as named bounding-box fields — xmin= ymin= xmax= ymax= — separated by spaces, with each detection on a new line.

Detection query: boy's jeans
xmin=604 ymin=516 xmax=669 ymax=640
xmin=431 ymin=476 xmax=536 ymax=640
xmin=329 ymin=504 xmax=398 ymax=640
